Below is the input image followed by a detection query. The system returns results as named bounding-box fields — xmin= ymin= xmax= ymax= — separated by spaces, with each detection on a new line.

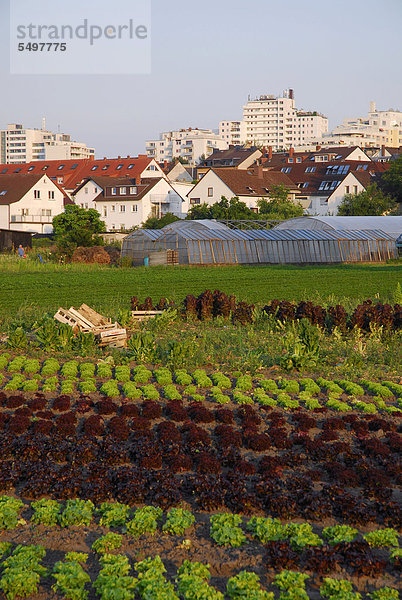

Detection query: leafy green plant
xmin=6 ymin=328 xmax=28 ymax=350
xmin=126 ymin=506 xmax=162 ymax=537
xmin=61 ymin=361 xmax=79 ymax=378
xmin=211 ymin=372 xmax=232 ymax=389
xmin=141 ymin=384 xmax=159 ymax=400
xmin=0 ymin=545 xmax=47 ymax=600
xmin=155 ymin=367 xmax=173 ymax=385
xmin=79 ymin=362 xmax=95 ymax=379
xmin=281 ymin=320 xmax=320 ymax=371
xmin=233 ymin=390 xmax=253 ymax=405
xmin=320 ymin=578 xmax=361 ymax=600
xmin=280 ymin=379 xmax=300 ymax=394
xmin=164 ymin=384 xmax=182 ymax=400
xmin=98 ymin=502 xmax=131 ymax=528
xmin=235 ymin=375 xmax=253 ymax=391
xmin=96 ymin=362 xmax=113 ymax=378
xmin=7 ymin=356 xmax=26 ymax=373
xmin=127 ymin=332 xmax=157 ymax=363
xmin=175 ymin=370 xmax=193 ymax=386
xmin=273 ymin=570 xmax=309 ymax=599
xmin=73 ymin=332 xmax=97 ymax=357
xmin=247 ymin=517 xmax=287 ymax=544
xmin=162 ymin=508 xmax=195 ymax=535
xmin=258 ymin=378 xmax=278 ymax=392
xmin=368 ymin=588 xmax=399 ymax=600
xmin=285 ymin=523 xmax=322 ymax=550
xmin=100 ymin=380 xmax=120 ymax=398
xmin=135 ymin=555 xmax=178 ymax=600
xmin=61 ymin=380 xmax=75 ymax=394
xmin=335 ymin=379 xmax=364 ymax=396
xmin=363 ymin=528 xmax=399 ymax=548
xmin=94 ymin=554 xmax=137 ymax=600
xmin=92 ymin=533 xmax=123 ymax=554
xmin=0 ymin=496 xmax=24 ymax=530
xmin=300 ymin=377 xmax=320 ymax=395
xmin=0 ymin=353 xmax=10 ymax=370
xmin=210 ymin=513 xmax=246 ymax=547
xmin=115 ymin=365 xmax=131 ymax=383
xmin=78 ymin=379 xmax=97 ymax=394
xmin=4 ymin=374 xmax=24 ymax=391
xmin=326 ymin=398 xmax=350 ymax=412
xmin=59 ymin=500 xmax=94 ymax=527
xmin=361 ymin=379 xmax=394 ymax=398
xmin=23 ymin=359 xmax=40 ymax=375
xmin=52 ymin=559 xmax=91 ymax=600
xmin=41 ymin=358 xmax=60 ymax=376
xmin=317 ymin=377 xmax=343 ymax=398
xmin=122 ymin=382 xmax=142 ymax=399
xmin=0 ymin=543 xmax=12 ymax=559
xmin=65 ymin=553 xmax=88 ymax=565
xmin=43 ymin=376 xmax=59 ymax=392
xmin=31 ymin=499 xmax=61 ymax=526
xmin=22 ymin=379 xmax=39 ymax=392
xmin=227 ymin=571 xmax=273 ymax=600
xmin=132 ymin=366 xmax=152 ymax=384
xmin=193 ymin=369 xmax=213 ymax=388
xmin=177 ymin=560 xmax=224 ymax=600
xmin=322 ymin=525 xmax=358 ymax=545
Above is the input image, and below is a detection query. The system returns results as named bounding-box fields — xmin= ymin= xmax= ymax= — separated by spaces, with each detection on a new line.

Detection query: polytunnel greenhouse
xmin=121 ymin=220 xmax=397 ymax=266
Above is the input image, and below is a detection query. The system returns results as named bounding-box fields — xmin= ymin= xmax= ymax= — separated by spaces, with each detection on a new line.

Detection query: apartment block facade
xmin=146 ymin=128 xmax=228 ymax=164
xmin=220 ymin=90 xmax=328 ymax=151
xmin=0 ymin=122 xmax=95 ymax=164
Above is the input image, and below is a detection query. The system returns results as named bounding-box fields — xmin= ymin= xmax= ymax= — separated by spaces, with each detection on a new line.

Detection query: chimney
xmin=164 ymin=160 xmax=168 ymax=169
xmin=262 ymin=146 xmax=266 ymax=156
xmin=369 ymin=101 xmax=376 ymax=113
xmin=316 ymin=144 xmax=321 ymax=151
xmin=118 ymin=156 xmax=121 ymax=159
xmin=289 ymin=147 xmax=294 ymax=159
xmin=289 ymin=89 xmax=294 ymax=100
xmin=268 ymin=146 xmax=273 ymax=160
xmin=42 ymin=117 xmax=46 ymax=130
xmin=381 ymin=144 xmax=386 ymax=157
xmin=257 ymin=165 xmax=263 ymax=179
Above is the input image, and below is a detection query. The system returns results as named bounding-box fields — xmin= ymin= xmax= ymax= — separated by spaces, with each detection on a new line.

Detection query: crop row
xmin=0 ymin=543 xmax=399 ymax=600
xmin=131 ymin=290 xmax=402 ymax=332
xmin=1 ymin=495 xmax=400 ymax=554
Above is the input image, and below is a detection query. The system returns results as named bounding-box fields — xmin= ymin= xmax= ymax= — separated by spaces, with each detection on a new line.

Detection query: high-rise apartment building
xmin=146 ymin=128 xmax=228 ymax=164
xmin=220 ymin=89 xmax=328 ymax=150
xmin=0 ymin=121 xmax=95 ymax=164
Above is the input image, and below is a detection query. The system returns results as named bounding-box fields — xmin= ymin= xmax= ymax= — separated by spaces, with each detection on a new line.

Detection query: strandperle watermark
xmin=10 ymin=0 xmax=151 ymax=75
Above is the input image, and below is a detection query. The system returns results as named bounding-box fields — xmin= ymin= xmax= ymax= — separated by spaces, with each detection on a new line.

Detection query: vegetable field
xmin=0 ymin=351 xmax=400 ymax=599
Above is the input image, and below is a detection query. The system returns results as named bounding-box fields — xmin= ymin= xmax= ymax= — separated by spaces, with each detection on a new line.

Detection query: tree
xmin=257 ymin=184 xmax=304 ymax=220
xmin=378 ymin=155 xmax=402 ymax=201
xmin=52 ymin=205 xmax=106 ymax=254
xmin=186 ymin=196 xmax=258 ymax=221
xmin=337 ymin=184 xmax=396 ymax=215
xmin=142 ymin=212 xmax=180 ymax=229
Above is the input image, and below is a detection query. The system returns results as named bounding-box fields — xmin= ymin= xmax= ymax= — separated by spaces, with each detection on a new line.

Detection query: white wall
xmin=305 ymin=173 xmax=367 ymax=216
xmin=5 ymin=175 xmax=65 ymax=233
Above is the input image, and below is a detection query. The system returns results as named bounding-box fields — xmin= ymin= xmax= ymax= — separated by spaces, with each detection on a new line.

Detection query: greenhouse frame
xmin=122 ymin=220 xmax=397 ymax=265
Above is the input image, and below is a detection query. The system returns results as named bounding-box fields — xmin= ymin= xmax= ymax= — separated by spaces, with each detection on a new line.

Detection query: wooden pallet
xmin=54 ymin=305 xmax=127 ymax=347
xmin=131 ymin=310 xmax=164 ymax=323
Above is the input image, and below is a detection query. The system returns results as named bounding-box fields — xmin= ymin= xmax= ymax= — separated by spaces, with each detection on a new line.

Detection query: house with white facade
xmin=0 ymin=174 xmax=68 ymax=233
xmin=146 ymin=128 xmax=228 ymax=164
xmin=72 ymin=176 xmax=186 ymax=230
xmin=187 ymin=168 xmax=299 ymax=210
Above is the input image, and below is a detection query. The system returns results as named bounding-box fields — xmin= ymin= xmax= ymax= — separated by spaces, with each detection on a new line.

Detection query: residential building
xmin=219 ymin=121 xmax=247 ymax=146
xmin=319 ymin=102 xmax=402 ymax=149
xmin=0 ymin=156 xmax=165 ymax=193
xmin=146 ymin=128 xmax=228 ymax=164
xmin=197 ymin=146 xmax=262 ymax=178
xmin=262 ymin=152 xmax=389 ymax=215
xmin=187 ymin=167 xmax=299 ymax=210
xmin=220 ymin=89 xmax=328 ymax=151
xmin=0 ymin=174 xmax=69 ymax=233
xmin=0 ymin=122 xmax=95 ymax=164
xmin=72 ymin=176 xmax=186 ymax=230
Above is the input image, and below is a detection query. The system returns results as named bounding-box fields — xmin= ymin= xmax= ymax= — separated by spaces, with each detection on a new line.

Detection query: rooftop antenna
xmin=42 ymin=117 xmax=46 ymax=130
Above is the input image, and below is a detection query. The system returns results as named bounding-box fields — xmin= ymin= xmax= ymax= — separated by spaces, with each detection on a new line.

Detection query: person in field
xmin=18 ymin=244 xmax=25 ymax=258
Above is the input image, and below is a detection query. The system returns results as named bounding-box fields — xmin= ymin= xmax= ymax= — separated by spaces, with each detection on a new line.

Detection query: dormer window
xmin=130 ymin=186 xmax=137 ymax=194
xmin=120 ymin=187 xmax=126 ymax=195
xmin=111 ymin=188 xmax=117 ymax=195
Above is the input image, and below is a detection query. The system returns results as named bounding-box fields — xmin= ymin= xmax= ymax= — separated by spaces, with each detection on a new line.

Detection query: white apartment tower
xmin=220 ymin=89 xmax=328 ymax=150
xmin=0 ymin=121 xmax=95 ymax=164
xmin=146 ymin=128 xmax=228 ymax=164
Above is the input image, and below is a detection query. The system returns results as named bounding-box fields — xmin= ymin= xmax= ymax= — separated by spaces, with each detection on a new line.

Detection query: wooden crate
xmin=131 ymin=310 xmax=164 ymax=323
xmin=77 ymin=303 xmax=111 ymax=327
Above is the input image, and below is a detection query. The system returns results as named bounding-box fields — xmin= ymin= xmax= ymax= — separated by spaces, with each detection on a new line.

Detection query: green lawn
xmin=0 ymin=262 xmax=401 ymax=321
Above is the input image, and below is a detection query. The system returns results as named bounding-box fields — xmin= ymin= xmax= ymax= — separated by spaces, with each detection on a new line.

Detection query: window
xmin=305 ymin=166 xmax=316 ymax=173
xmin=48 ymin=191 xmax=55 ymax=199
xmin=111 ymin=188 xmax=117 ymax=195
xmin=57 ymin=165 xmax=65 ymax=170
xmin=0 ymin=190 xmax=7 ymax=196
xmin=356 ymin=164 xmax=368 ymax=171
xmin=57 ymin=177 xmax=63 ymax=184
xmin=302 ymin=182 xmax=309 ymax=188
xmin=119 ymin=205 xmax=125 ymax=212
xmin=281 ymin=167 xmax=292 ymax=173
xmin=14 ymin=168 xmax=21 ymax=173
xmin=111 ymin=205 xmax=116 ymax=212
xmin=102 ymin=165 xmax=110 ymax=170
xmin=91 ymin=165 xmax=98 ymax=171
xmin=127 ymin=164 xmax=134 ymax=169
xmin=71 ymin=164 xmax=78 ymax=169
xmin=34 ymin=190 xmax=40 ymax=198
xmin=190 ymin=198 xmax=201 ymax=205
xmin=208 ymin=187 xmax=213 ymax=197
xmin=120 ymin=187 xmax=126 ymax=195
xmin=130 ymin=186 xmax=137 ymax=194
xmin=345 ymin=186 xmax=350 ymax=194
xmin=1 ymin=169 xmax=7 ymax=174
xmin=131 ymin=204 xmax=138 ymax=212
xmin=22 ymin=208 xmax=29 ymax=216
xmin=353 ymin=186 xmax=358 ymax=194
xmin=116 ymin=164 xmax=123 ymax=170
xmin=103 ymin=207 xmax=107 ymax=217
xmin=28 ymin=166 xmax=34 ymax=171
xmin=85 ymin=187 xmax=88 ymax=194
xmin=84 ymin=203 xmax=88 ymax=209
xmin=94 ymin=187 xmax=98 ymax=193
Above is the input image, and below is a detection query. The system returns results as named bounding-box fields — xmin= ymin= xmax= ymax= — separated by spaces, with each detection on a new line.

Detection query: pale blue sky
xmin=1 ymin=0 xmax=401 ymax=157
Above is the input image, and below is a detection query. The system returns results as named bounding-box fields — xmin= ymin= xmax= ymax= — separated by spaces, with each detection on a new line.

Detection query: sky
xmin=0 ymin=0 xmax=401 ymax=158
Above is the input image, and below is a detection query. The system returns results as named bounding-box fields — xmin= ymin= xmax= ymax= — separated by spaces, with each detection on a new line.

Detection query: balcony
xmin=11 ymin=215 xmax=53 ymax=224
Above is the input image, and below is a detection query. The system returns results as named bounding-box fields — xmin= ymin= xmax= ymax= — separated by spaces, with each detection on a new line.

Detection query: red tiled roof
xmin=208 ymin=168 xmax=299 ymax=196
xmin=0 ymin=156 xmax=159 ymax=191
xmin=93 ymin=178 xmax=163 ymax=203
